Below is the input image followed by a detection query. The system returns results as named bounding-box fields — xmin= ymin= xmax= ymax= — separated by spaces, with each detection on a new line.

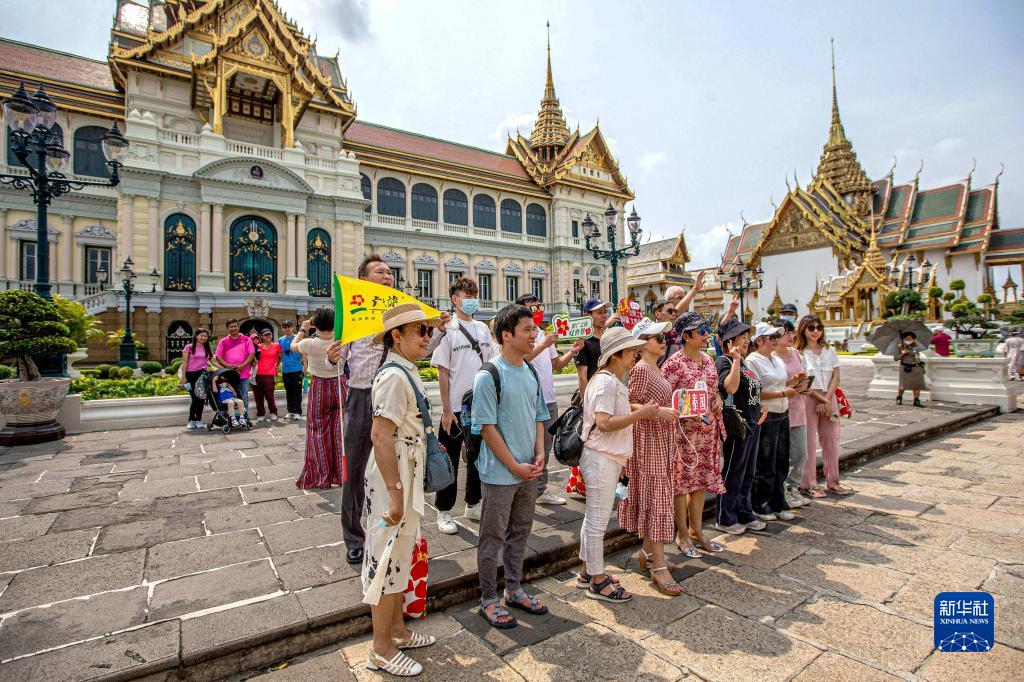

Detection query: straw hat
xmin=598 ymin=326 xmax=647 ymax=367
xmin=371 ymin=303 xmax=443 ymax=344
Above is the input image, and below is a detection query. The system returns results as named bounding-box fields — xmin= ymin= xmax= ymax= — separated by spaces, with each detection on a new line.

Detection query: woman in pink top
xmin=253 ymin=329 xmax=282 ymax=422
xmin=772 ymin=319 xmax=812 ymax=509
xmin=180 ymin=328 xmax=212 ymax=430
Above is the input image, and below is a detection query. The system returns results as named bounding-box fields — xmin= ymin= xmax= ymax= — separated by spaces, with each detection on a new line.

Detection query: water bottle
xmin=471 ymin=423 xmax=482 ymax=436
xmin=184 ymin=383 xmax=192 ymax=393
xmin=615 ymin=482 xmax=628 ymax=500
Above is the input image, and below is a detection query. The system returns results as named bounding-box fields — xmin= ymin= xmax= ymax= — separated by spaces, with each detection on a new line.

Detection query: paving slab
xmin=94 ymin=512 xmax=205 ymax=553
xmin=148 ymin=559 xmax=282 ymax=621
xmin=916 ymin=643 xmax=1024 ymax=681
xmin=48 ymin=500 xmax=155 ymax=532
xmin=260 ymin=514 xmax=344 ymax=555
xmin=180 ymin=594 xmax=308 ymax=665
xmin=153 ymin=487 xmax=243 ymax=515
xmin=777 ymin=554 xmax=909 ymax=603
xmin=791 ymin=652 xmax=897 ymax=682
xmin=203 ymin=499 xmax=299 ymax=533
xmin=241 ymin=479 xmax=303 ymax=504
xmin=0 ymin=549 xmax=145 ymax=612
xmin=0 ymin=527 xmax=98 ymax=572
xmin=449 ymin=590 xmax=591 ymax=657
xmin=712 ymin=532 xmax=808 ymax=571
xmin=982 ymin=565 xmax=1024 ymax=599
xmin=196 ymin=469 xmax=260 ymax=490
xmin=948 ymin=530 xmax=1024 ymax=564
xmin=272 ymin=544 xmax=358 ymax=591
xmin=145 ymin=528 xmax=270 ymax=580
xmin=0 ymin=511 xmax=56 ymax=541
xmin=869 ymin=543 xmax=997 ymax=588
xmin=680 ymin=562 xmax=814 ymax=619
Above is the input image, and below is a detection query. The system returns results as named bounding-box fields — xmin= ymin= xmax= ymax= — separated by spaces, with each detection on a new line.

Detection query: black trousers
xmin=752 ymin=411 xmax=791 ymax=514
xmin=434 ymin=411 xmax=482 ymax=511
xmin=282 ymin=371 xmax=303 ymax=415
xmin=341 ymin=387 xmax=373 ymax=550
xmin=186 ymin=370 xmax=205 ymax=422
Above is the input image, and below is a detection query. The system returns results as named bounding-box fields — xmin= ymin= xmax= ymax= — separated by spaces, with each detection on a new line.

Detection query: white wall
xmin=759 ymin=247 xmax=837 ymax=318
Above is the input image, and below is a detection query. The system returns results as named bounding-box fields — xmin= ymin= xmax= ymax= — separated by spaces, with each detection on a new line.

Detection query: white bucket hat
xmin=598 ymin=326 xmax=647 ymax=367
xmin=371 ymin=303 xmax=443 ymax=344
xmin=630 ymin=317 xmax=671 ymax=339
xmin=751 ymin=321 xmax=784 ymax=344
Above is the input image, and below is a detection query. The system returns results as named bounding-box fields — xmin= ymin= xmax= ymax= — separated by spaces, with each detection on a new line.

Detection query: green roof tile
xmin=911 ymin=187 xmax=961 ymax=222
xmin=988 ymin=229 xmax=1024 ymax=250
xmin=906 ymin=221 xmax=958 ymax=239
xmin=886 ymin=186 xmax=910 ymax=218
xmin=964 ymin=191 xmax=989 ymax=223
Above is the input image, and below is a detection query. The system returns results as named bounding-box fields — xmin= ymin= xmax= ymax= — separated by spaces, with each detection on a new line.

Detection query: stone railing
xmin=866 ymin=354 xmax=1018 ymax=413
xmin=225 ymin=140 xmax=285 ymax=161
xmin=377 ymin=214 xmax=406 ymax=227
xmin=158 ymin=129 xmax=198 ymax=146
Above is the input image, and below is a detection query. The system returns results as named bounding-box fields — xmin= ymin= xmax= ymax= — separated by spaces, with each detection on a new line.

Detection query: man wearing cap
xmin=575 ymin=298 xmax=611 ymax=395
xmin=278 ymin=320 xmax=307 ymax=420
xmin=326 ymin=255 xmax=450 ymax=566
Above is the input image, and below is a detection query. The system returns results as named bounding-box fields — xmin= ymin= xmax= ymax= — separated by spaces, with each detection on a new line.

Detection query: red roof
xmin=346 ymin=121 xmax=529 ymax=179
xmin=0 ymin=38 xmax=115 ymax=91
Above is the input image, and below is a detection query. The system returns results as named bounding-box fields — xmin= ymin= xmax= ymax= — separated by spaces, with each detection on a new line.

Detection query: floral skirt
xmin=403 ymin=538 xmax=428 ymax=619
xmin=565 ymin=466 xmax=587 ymax=497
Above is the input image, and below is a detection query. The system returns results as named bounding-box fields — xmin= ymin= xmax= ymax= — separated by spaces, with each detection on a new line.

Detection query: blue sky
xmin=6 ymin=0 xmax=1022 ymax=274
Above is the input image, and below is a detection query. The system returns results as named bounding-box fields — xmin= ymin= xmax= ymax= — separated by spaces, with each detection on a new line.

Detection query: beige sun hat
xmin=598 ymin=326 xmax=648 ymax=367
xmin=371 ymin=303 xmax=443 ymax=344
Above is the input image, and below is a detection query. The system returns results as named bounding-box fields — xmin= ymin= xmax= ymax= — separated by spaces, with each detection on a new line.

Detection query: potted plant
xmin=52 ymin=295 xmax=105 ymax=379
xmin=0 ymin=290 xmax=79 ymax=445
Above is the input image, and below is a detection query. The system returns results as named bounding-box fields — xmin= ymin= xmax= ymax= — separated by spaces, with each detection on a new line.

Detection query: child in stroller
xmin=206 ymin=369 xmax=252 ymax=432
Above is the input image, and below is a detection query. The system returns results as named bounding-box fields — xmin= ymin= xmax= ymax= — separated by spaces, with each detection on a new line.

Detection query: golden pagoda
xmin=529 ymin=23 xmax=571 ymax=161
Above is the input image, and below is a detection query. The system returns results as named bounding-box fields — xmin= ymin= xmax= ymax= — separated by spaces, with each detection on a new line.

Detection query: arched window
xmin=526 ymin=203 xmax=547 ymax=237
xmin=163 ymin=213 xmax=196 ymax=291
xmin=473 ymin=194 xmax=496 ymax=229
xmin=73 ymin=126 xmax=112 ymax=178
xmin=360 ymin=174 xmax=371 ymax=213
xmin=443 ymin=189 xmax=468 ymax=225
xmin=8 ymin=123 xmax=63 ymax=167
xmin=411 ymin=183 xmax=438 ymax=221
xmin=376 ymin=177 xmax=406 ymax=217
xmin=307 ymin=228 xmax=331 ymax=297
xmin=229 ymin=216 xmax=278 ymax=292
xmin=500 ymin=199 xmax=522 ymax=233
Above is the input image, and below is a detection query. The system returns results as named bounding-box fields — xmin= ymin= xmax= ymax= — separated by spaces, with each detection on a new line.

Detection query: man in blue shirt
xmin=472 ymin=304 xmax=550 ymax=629
xmin=278 ymin=320 xmax=306 ymax=420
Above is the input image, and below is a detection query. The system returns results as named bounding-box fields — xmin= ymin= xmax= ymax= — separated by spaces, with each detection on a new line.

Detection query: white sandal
xmin=367 ymin=649 xmax=423 ymax=676
xmin=394 ymin=631 xmax=436 ymax=650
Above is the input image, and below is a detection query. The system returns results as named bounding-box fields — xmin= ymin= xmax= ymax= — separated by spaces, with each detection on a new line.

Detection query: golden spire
xmin=529 ymin=22 xmax=571 ymax=158
xmin=815 ymin=39 xmax=872 ymax=206
xmin=769 ymin=283 xmax=784 ymax=312
xmin=863 ymin=217 xmax=887 ymax=274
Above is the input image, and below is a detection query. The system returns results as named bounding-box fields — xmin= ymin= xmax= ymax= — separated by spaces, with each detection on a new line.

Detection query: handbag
xmin=721 ymin=392 xmax=749 ymax=441
xmin=378 ymin=362 xmax=455 ymax=493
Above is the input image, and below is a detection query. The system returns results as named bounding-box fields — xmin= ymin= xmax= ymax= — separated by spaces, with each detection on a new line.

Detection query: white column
xmin=147 ymin=198 xmax=160 ymax=271
xmin=199 ymin=203 xmax=211 ymax=272
xmin=296 ymin=215 xmax=307 ymax=279
xmin=121 ymin=195 xmax=135 ymax=264
xmin=211 ymin=204 xmax=223 ymax=273
xmin=60 ymin=215 xmax=73 ymax=283
xmin=332 ymin=219 xmax=343 ymax=275
xmin=286 ymin=213 xmax=297 ymax=278
xmin=0 ymin=209 xmax=6 ymax=281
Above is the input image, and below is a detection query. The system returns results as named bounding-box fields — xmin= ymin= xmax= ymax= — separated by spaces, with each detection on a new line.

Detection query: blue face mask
xmin=460 ymin=298 xmax=479 ymax=316
xmin=781 ymin=314 xmax=796 ymax=324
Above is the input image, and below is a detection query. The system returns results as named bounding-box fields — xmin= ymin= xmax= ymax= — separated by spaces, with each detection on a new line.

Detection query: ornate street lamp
xmin=96 ymin=264 xmax=108 ymax=291
xmin=149 ymin=267 xmax=160 ymax=293
xmin=583 ymin=203 xmax=642 ymax=306
xmin=1 ymin=82 xmax=128 ymax=301
xmin=719 ymin=261 xmax=763 ymax=321
xmin=117 ymin=257 xmax=138 ymax=368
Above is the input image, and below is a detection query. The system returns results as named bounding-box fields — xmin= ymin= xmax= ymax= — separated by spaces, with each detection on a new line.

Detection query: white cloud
xmin=686 ymin=221 xmax=737 ymax=269
xmin=491 ymin=112 xmax=536 ymax=146
xmin=638 ymin=151 xmax=668 ymax=176
xmin=929 ymin=136 xmax=964 ymax=157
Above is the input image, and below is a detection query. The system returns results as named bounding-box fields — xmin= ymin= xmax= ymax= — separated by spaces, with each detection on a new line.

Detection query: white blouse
xmin=802 ymin=347 xmax=839 ymax=391
xmin=746 ymin=352 xmax=789 ymax=414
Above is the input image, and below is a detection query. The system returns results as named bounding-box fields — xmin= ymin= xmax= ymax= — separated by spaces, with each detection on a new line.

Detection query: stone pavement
xmin=0 ymin=363 xmax=1011 ymax=680
xmin=244 ymin=412 xmax=1024 ymax=682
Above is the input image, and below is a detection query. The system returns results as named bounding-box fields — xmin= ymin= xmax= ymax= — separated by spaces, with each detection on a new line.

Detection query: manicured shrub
xmin=95 ymin=364 xmax=114 ymax=379
xmin=0 ymin=364 xmax=15 ymax=380
xmin=140 ymin=361 xmax=163 ymax=375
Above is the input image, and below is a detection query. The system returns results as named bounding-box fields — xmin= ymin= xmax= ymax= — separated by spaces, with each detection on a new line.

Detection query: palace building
xmin=0 ymin=0 xmax=633 ymax=363
xmin=691 ymin=48 xmax=1023 ymax=331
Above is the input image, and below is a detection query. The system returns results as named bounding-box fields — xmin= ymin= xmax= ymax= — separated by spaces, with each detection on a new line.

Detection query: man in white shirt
xmin=518 ymin=294 xmax=583 ymax=506
xmin=432 ymin=277 xmax=497 ymax=533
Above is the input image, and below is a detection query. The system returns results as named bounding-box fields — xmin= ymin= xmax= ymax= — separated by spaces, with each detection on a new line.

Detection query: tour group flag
xmin=332 ymin=273 xmax=443 ymax=345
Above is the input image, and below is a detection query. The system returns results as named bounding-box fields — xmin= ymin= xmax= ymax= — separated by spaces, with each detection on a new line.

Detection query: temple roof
xmin=633 ymin=234 xmax=689 ymax=264
xmin=813 ymin=41 xmax=872 ymax=200
xmin=528 ymin=24 xmax=571 ymax=152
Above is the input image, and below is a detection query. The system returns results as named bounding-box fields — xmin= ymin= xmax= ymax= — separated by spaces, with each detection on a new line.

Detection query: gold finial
xmin=888 ymin=156 xmax=897 ymax=178
xmin=785 ymin=175 xmax=791 ymax=192
xmin=545 ymin=21 xmax=554 ymax=97
xmin=740 ymin=209 xmax=747 ymax=226
xmin=830 ymin=37 xmax=839 ymax=129
xmin=915 ymin=159 xmax=924 ymax=184
xmin=994 ymin=162 xmax=1004 ymax=186
xmin=967 ymin=157 xmax=976 ymax=183
xmin=794 ymin=168 xmax=800 ymax=188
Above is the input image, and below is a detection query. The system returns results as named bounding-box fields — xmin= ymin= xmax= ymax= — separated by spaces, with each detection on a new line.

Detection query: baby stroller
xmin=204 ymin=368 xmax=253 ymax=433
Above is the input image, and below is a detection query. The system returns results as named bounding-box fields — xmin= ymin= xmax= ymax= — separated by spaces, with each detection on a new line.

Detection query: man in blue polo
xmin=278 ymin=320 xmax=306 ymax=420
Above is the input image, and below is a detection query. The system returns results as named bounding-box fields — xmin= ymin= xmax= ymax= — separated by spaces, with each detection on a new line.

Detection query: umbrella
xmin=870 ymin=318 xmax=932 ymax=356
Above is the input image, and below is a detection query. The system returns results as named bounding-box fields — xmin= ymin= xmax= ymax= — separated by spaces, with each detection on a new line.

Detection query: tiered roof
xmin=814 ymin=41 xmax=872 ymax=201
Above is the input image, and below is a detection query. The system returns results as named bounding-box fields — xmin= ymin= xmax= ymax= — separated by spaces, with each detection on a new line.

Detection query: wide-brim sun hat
xmin=598 ymin=326 xmax=648 ymax=367
xmin=717 ymin=319 xmax=753 ymax=345
xmin=751 ymin=321 xmax=785 ymax=343
xmin=371 ymin=303 xmax=443 ymax=344
xmin=631 ymin=318 xmax=671 ymax=339
xmin=674 ymin=311 xmax=707 ymax=335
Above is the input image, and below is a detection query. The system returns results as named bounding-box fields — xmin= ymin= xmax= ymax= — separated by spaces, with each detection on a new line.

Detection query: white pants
xmin=578 ymin=447 xmax=623 ymax=576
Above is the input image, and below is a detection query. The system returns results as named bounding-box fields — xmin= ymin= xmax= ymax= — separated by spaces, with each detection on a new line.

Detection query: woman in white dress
xmin=362 ymin=303 xmax=443 ymax=677
xmin=1007 ymin=331 xmax=1023 ymax=381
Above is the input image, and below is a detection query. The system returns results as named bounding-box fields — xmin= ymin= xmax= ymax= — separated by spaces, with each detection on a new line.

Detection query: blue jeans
xmin=238 ymin=378 xmax=251 ymax=414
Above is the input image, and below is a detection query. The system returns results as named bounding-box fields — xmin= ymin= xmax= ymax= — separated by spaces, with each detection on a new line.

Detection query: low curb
xmin=103 ymin=404 xmax=998 ymax=681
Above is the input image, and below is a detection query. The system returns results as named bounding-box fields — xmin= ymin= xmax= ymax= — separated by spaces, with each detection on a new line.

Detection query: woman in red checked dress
xmin=662 ymin=312 xmax=727 ymax=557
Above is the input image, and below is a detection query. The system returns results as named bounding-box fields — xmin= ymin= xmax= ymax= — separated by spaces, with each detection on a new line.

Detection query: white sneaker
xmin=437 ymin=511 xmax=457 ymax=534
xmin=744 ymin=519 xmax=768 ymax=531
xmin=784 ymin=490 xmax=808 ymax=508
xmin=464 ymin=503 xmax=482 ymax=521
xmin=776 ymin=510 xmax=796 ymax=521
xmin=753 ymin=511 xmax=777 ymax=522
xmin=714 ymin=522 xmax=746 ymax=535
xmin=538 ymin=491 xmax=567 ymax=505
xmin=270 ymin=414 xmax=278 ymax=422
xmin=186 ymin=421 xmax=196 ymax=430
xmin=254 ymin=416 xmax=265 ymax=423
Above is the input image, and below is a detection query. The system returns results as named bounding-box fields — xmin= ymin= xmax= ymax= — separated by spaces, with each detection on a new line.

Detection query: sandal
xmin=585 ymin=575 xmax=632 ymax=603
xmin=577 ymin=571 xmax=621 ymax=589
xmin=801 ymin=487 xmax=828 ymax=499
xmin=674 ymin=539 xmax=701 ymax=559
xmin=638 ymin=548 xmax=680 ymax=572
xmin=504 ymin=588 xmax=549 ymax=615
xmin=689 ymin=533 xmax=725 ymax=553
xmin=478 ymin=599 xmax=516 ymax=629
xmin=367 ymin=649 xmax=423 ymax=677
xmin=649 ymin=566 xmax=682 ymax=597
xmin=827 ymin=484 xmax=854 ymax=496
xmin=394 ymin=631 xmax=437 ymax=650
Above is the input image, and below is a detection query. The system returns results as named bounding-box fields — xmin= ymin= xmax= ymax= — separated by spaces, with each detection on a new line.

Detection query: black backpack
xmin=548 ymin=403 xmax=589 ymax=467
xmin=460 ymin=360 xmax=540 ymax=460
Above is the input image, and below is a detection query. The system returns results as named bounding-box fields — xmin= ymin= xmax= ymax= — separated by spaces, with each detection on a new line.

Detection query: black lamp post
xmin=718 ymin=261 xmax=763 ymax=321
xmin=583 ymin=204 xmax=642 ymax=307
xmin=96 ymin=264 xmax=108 ymax=291
xmin=117 ymin=257 xmax=138 ymax=368
xmin=1 ymin=81 xmax=128 ymax=301
xmin=149 ymin=267 xmax=160 ymax=293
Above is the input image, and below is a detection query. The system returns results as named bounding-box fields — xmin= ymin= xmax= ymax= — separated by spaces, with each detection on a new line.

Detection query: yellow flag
xmin=332 ymin=273 xmax=443 ymax=345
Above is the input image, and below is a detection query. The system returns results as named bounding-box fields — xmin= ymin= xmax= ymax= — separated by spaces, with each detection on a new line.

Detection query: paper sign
xmin=671 ymin=380 xmax=710 ymax=418
xmin=617 ymin=298 xmax=645 ymax=330
xmin=552 ymin=314 xmax=594 ymax=340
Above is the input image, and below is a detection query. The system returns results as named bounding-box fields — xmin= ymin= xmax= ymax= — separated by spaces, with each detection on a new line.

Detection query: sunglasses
xmin=401 ymin=323 xmax=434 ymax=339
xmin=528 ymin=303 xmax=545 ymax=312
xmin=644 ymin=334 xmax=667 ymax=344
xmin=806 ymin=325 xmax=824 ymax=332
xmin=767 ymin=333 xmax=783 ymax=341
